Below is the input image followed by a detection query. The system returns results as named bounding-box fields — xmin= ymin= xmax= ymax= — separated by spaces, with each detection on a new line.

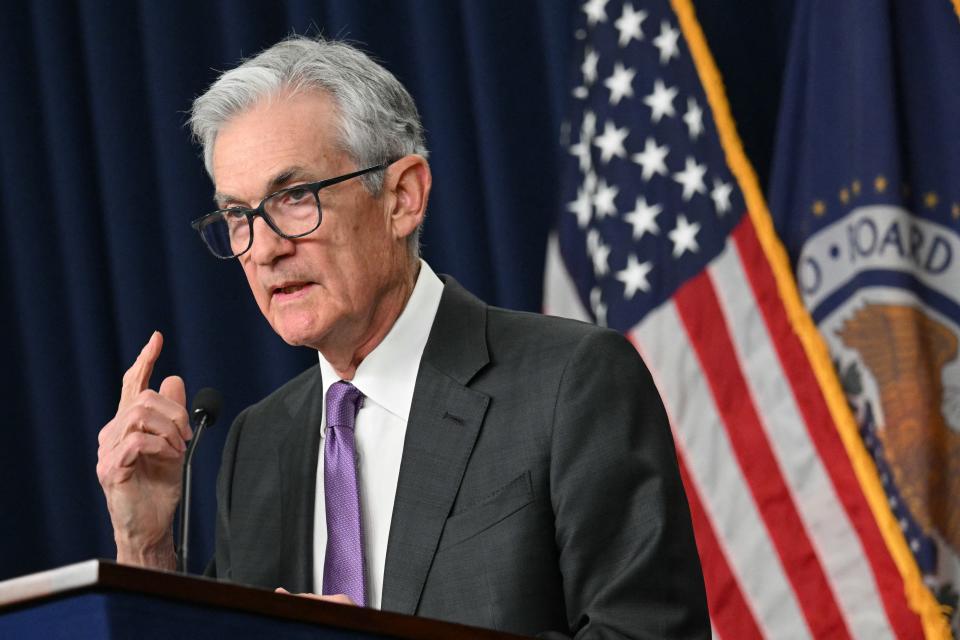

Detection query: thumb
xmin=159 ymin=375 xmax=187 ymax=408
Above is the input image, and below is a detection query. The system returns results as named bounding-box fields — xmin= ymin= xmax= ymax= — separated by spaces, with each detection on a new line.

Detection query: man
xmin=96 ymin=36 xmax=709 ymax=638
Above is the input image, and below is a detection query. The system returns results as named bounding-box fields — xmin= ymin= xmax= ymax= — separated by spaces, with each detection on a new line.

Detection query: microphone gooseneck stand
xmin=176 ymin=388 xmax=223 ymax=574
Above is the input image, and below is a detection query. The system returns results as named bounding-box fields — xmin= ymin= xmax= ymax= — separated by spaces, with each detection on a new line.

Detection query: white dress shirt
xmin=313 ymin=260 xmax=444 ymax=609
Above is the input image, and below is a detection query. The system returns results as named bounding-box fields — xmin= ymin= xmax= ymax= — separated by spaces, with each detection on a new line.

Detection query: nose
xmin=248 ymin=215 xmax=295 ymax=264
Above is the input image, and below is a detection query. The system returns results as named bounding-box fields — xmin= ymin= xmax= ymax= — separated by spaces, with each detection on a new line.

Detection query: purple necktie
xmin=322 ymin=381 xmax=366 ymax=606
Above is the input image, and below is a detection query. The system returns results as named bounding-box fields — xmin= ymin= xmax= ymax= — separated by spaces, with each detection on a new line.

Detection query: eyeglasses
xmin=190 ymin=162 xmax=392 ymax=259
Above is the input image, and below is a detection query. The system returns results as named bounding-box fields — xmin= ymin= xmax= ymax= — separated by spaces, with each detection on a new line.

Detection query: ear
xmin=384 ymin=155 xmax=431 ymax=243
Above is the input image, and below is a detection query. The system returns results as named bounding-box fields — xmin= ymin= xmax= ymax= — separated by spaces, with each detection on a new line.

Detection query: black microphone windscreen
xmin=191 ymin=387 xmax=224 ymax=426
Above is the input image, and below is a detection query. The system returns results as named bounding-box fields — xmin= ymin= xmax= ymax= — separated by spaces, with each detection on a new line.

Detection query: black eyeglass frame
xmin=190 ymin=161 xmax=393 ymax=259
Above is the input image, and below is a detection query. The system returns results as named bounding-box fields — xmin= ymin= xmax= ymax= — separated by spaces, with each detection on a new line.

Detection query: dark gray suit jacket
xmin=211 ymin=277 xmax=709 ymax=638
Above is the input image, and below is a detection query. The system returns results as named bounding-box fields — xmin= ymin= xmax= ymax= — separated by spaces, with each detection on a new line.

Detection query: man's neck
xmin=323 ymin=260 xmax=421 ymax=380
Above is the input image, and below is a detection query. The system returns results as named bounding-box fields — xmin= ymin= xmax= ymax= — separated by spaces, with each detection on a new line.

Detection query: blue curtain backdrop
xmin=0 ymin=0 xmax=792 ymax=579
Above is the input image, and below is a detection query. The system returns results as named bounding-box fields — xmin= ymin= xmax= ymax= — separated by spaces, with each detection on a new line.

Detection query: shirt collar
xmin=317 ymin=259 xmax=444 ymax=420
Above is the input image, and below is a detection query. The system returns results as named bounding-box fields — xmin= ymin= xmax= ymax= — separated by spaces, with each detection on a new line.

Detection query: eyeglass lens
xmin=199 ymin=186 xmax=321 ymax=258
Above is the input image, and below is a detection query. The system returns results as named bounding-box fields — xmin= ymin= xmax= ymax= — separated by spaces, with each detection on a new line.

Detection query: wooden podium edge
xmin=0 ymin=560 xmax=529 ymax=640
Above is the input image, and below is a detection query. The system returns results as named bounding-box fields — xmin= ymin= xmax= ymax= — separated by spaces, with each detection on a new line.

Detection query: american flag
xmin=543 ymin=0 xmax=941 ymax=637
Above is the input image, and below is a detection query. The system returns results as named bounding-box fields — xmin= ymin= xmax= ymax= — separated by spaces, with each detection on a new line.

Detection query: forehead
xmin=211 ymin=90 xmax=345 ymax=199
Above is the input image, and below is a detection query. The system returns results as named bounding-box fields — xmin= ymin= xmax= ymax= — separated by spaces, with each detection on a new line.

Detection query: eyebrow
xmin=213 ymin=166 xmax=313 ymax=208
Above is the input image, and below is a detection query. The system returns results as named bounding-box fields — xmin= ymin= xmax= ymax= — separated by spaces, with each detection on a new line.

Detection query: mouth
xmin=271 ymin=281 xmax=313 ymax=299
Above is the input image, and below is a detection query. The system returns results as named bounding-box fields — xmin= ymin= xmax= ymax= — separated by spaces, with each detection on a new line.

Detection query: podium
xmin=0 ymin=560 xmax=528 ymax=639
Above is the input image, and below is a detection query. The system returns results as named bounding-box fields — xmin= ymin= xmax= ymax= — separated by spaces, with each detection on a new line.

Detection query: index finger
xmin=118 ymin=331 xmax=163 ymax=411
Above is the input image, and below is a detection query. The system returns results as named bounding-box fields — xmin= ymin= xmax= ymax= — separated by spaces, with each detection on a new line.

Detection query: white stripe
xmin=543 ymin=233 xmax=591 ymax=322
xmin=708 ymin=240 xmax=895 ymax=638
xmin=633 ymin=303 xmax=813 ymax=639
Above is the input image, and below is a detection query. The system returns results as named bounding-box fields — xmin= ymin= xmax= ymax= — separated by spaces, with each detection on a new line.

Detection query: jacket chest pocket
xmin=438 ymin=470 xmax=534 ymax=551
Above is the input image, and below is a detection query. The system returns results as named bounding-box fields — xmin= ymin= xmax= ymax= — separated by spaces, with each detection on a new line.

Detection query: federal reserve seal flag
xmin=769 ymin=0 xmax=960 ymax=634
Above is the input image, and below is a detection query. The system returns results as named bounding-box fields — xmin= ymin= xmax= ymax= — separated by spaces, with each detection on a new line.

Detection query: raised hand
xmin=96 ymin=331 xmax=191 ymax=570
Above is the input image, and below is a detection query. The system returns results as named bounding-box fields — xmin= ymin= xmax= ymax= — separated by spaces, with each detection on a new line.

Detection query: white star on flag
xmin=683 ymin=98 xmax=704 ymax=139
xmin=582 ymin=47 xmax=599 ymax=85
xmin=583 ymin=0 xmax=609 ymax=26
xmin=570 ymin=111 xmax=596 ymax=172
xmin=586 ymin=229 xmax=611 ymax=276
xmin=589 ymin=286 xmax=607 ymax=327
xmin=567 ymin=186 xmax=593 ymax=229
xmin=642 ymin=79 xmax=677 ymax=123
xmin=592 ymin=178 xmax=619 ymax=219
xmin=668 ymin=214 xmax=701 ymax=257
xmin=604 ymin=62 xmax=636 ymax=106
xmin=673 ymin=156 xmax=707 ymax=201
xmin=581 ymin=110 xmax=597 ymax=139
xmin=652 ymin=20 xmax=680 ymax=65
xmin=614 ymin=3 xmax=647 ymax=47
xmin=623 ymin=196 xmax=662 ymax=239
xmin=616 ymin=254 xmax=653 ymax=298
xmin=583 ymin=169 xmax=598 ymax=195
xmin=711 ymin=178 xmax=734 ymax=215
xmin=569 ymin=137 xmax=592 ymax=173
xmin=631 ymin=137 xmax=669 ymax=181
xmin=593 ymin=120 xmax=629 ymax=163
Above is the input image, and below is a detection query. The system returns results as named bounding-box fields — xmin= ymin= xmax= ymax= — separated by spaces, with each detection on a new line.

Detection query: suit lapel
xmin=276 ymin=365 xmax=325 ymax=592
xmin=381 ymin=278 xmax=491 ymax=614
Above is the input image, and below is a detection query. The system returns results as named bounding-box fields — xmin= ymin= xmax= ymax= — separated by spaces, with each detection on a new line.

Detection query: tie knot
xmin=326 ymin=381 xmax=363 ymax=430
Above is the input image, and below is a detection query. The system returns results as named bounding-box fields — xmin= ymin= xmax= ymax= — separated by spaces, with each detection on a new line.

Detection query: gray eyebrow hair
xmin=212 ymin=166 xmax=312 ymax=208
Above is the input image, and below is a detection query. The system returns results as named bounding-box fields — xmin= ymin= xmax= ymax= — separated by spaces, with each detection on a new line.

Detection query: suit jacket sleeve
xmin=546 ymin=328 xmax=709 ymax=639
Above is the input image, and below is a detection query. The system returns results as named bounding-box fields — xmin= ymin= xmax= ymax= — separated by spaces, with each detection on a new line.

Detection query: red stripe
xmin=676 ymin=449 xmax=764 ymax=640
xmin=673 ymin=268 xmax=854 ymax=639
xmin=732 ymin=217 xmax=924 ymax=638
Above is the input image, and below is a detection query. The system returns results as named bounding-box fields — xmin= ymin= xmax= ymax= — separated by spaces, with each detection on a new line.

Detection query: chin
xmin=278 ymin=327 xmax=325 ymax=349
xmin=271 ymin=316 xmax=326 ymax=349
xmin=278 ymin=333 xmax=310 ymax=348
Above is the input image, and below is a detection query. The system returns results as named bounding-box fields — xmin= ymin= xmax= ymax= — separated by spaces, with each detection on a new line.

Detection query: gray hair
xmin=189 ymin=36 xmax=428 ymax=255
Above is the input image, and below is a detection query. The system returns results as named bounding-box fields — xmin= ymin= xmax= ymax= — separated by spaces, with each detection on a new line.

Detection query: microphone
xmin=176 ymin=387 xmax=223 ymax=573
